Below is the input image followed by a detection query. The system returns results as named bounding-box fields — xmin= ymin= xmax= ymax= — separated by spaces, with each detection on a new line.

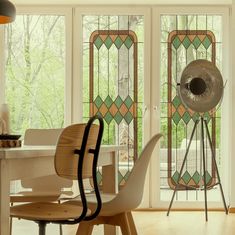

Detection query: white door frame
xmin=150 ymin=5 xmax=230 ymax=209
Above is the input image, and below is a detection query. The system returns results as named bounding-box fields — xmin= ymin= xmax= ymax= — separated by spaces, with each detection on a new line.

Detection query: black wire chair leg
xmin=38 ymin=221 xmax=47 ymax=235
xmin=59 ymin=224 xmax=63 ymax=235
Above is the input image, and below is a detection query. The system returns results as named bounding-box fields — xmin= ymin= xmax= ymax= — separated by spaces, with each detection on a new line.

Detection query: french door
xmin=74 ymin=6 xmax=230 ymax=209
xmin=151 ymin=6 xmax=230 ymax=209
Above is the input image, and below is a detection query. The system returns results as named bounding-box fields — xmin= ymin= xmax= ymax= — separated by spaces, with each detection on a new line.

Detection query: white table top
xmin=0 ymin=144 xmax=123 ymax=235
xmin=0 ymin=144 xmax=126 ymax=159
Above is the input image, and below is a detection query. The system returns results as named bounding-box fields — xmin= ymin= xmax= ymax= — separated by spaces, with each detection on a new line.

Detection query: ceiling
xmin=12 ymin=0 xmax=232 ymax=5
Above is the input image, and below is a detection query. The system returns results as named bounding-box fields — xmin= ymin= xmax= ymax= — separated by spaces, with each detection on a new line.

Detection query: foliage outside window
xmin=5 ymin=15 xmax=65 ymax=135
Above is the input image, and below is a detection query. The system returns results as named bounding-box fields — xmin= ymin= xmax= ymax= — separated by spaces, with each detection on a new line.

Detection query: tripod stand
xmin=167 ymin=116 xmax=228 ymax=221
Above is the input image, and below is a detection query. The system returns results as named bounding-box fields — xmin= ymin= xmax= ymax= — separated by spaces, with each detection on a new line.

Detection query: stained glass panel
xmin=82 ymin=15 xmax=144 ymax=187
xmin=160 ymin=15 xmax=222 ymax=201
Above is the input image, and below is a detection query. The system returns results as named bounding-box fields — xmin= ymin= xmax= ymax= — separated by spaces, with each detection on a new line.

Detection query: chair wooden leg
xmin=104 ymin=224 xmax=116 ymax=235
xmin=118 ymin=212 xmax=131 ymax=235
xmin=107 ymin=212 xmax=136 ymax=235
xmin=76 ymin=221 xmax=95 ymax=235
xmin=10 ymin=217 xmax=13 ymax=235
xmin=10 ymin=202 xmax=13 ymax=235
xmin=126 ymin=212 xmax=137 ymax=235
xmin=76 ymin=212 xmax=137 ymax=235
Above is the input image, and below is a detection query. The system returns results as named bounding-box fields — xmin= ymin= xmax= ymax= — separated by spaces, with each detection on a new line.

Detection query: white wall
xmin=230 ymin=0 xmax=235 ymax=208
xmin=12 ymin=0 xmax=231 ymax=5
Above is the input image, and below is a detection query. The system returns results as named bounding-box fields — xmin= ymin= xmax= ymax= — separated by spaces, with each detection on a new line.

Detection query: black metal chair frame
xmin=32 ymin=115 xmax=104 ymax=235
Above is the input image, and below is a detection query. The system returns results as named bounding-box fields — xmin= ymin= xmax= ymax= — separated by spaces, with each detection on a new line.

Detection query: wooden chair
xmin=10 ymin=128 xmax=74 ymax=203
xmin=10 ymin=128 xmax=73 ymax=235
xmin=66 ymin=133 xmax=163 ymax=235
xmin=10 ymin=115 xmax=104 ymax=235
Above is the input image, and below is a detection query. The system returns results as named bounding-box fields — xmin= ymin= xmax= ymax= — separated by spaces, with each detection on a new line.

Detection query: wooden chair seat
xmin=11 ymin=202 xmax=90 ymax=221
xmin=10 ymin=190 xmax=75 ymax=203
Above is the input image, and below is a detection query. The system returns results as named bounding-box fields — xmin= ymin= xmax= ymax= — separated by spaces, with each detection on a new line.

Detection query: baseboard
xmin=134 ymin=208 xmax=226 ymax=212
xmin=229 ymin=207 xmax=235 ymax=213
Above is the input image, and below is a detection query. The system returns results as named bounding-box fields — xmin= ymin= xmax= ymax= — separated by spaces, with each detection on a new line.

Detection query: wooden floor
xmin=12 ymin=211 xmax=235 ymax=235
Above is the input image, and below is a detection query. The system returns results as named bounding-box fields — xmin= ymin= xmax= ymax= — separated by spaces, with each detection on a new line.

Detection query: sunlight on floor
xmin=12 ymin=211 xmax=235 ymax=235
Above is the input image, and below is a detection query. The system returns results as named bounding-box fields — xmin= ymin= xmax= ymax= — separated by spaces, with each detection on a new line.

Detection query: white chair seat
xmin=65 ymin=193 xmax=117 ymax=216
xmin=67 ymin=133 xmax=163 ymax=234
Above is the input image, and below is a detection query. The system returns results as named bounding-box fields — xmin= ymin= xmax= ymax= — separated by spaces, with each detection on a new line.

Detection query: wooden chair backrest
xmin=22 ymin=128 xmax=72 ymax=191
xmin=24 ymin=128 xmax=63 ymax=146
xmin=54 ymin=123 xmax=100 ymax=180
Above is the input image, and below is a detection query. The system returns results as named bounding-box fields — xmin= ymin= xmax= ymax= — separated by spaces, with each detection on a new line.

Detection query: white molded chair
xmin=66 ymin=133 xmax=163 ymax=235
xmin=10 ymin=116 xmax=104 ymax=235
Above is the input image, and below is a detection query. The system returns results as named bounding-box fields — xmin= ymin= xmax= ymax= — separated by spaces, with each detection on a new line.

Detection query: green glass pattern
xmin=202 ymin=36 xmax=211 ymax=49
xmin=114 ymin=112 xmax=123 ymax=124
xmin=182 ymin=36 xmax=191 ymax=49
xmin=114 ymin=36 xmax=123 ymax=49
xmin=192 ymin=112 xmax=200 ymax=122
xmin=89 ymin=29 xmax=139 ymax=189
xmin=171 ymin=35 xmax=212 ymax=52
xmin=182 ymin=171 xmax=191 ymax=184
xmin=172 ymin=111 xmax=181 ymax=125
xmin=203 ymin=112 xmax=211 ymax=123
xmin=192 ymin=171 xmax=200 ymax=184
xmin=94 ymin=95 xmax=103 ymax=109
xmin=124 ymin=36 xmax=133 ymax=49
xmin=104 ymin=111 xmax=113 ymax=124
xmin=93 ymin=34 xmax=134 ymax=50
xmin=124 ymin=96 xmax=133 ymax=109
xmin=94 ymin=36 xmax=103 ymax=49
xmin=124 ymin=112 xmax=133 ymax=124
xmin=168 ymin=30 xmax=216 ymax=190
xmin=182 ymin=111 xmax=191 ymax=124
xmin=172 ymin=171 xmax=180 ymax=184
xmin=204 ymin=171 xmax=212 ymax=185
xmin=172 ymin=96 xmax=181 ymax=109
xmin=192 ymin=36 xmax=201 ymax=49
xmin=114 ymin=96 xmax=123 ymax=108
xmin=104 ymin=95 xmax=113 ymax=108
xmin=96 ymin=171 xmax=102 ymax=184
xmin=93 ymin=95 xmax=134 ymax=125
xmin=172 ymin=36 xmax=181 ymax=49
xmin=104 ymin=36 xmax=113 ymax=49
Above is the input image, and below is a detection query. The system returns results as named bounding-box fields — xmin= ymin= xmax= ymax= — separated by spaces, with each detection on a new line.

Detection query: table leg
xmin=102 ymin=151 xmax=118 ymax=235
xmin=0 ymin=159 xmax=10 ymax=235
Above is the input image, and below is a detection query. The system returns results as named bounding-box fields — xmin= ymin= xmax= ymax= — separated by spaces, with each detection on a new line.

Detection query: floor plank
xmin=12 ymin=211 xmax=235 ymax=235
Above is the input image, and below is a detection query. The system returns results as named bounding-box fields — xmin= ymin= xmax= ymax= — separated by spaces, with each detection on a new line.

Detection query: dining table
xmin=0 ymin=144 xmax=123 ymax=235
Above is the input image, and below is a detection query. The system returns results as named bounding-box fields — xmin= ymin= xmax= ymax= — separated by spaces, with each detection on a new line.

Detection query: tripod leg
xmin=204 ymin=120 xmax=228 ymax=214
xmin=201 ymin=118 xmax=208 ymax=221
xmin=167 ymin=119 xmax=199 ymax=216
